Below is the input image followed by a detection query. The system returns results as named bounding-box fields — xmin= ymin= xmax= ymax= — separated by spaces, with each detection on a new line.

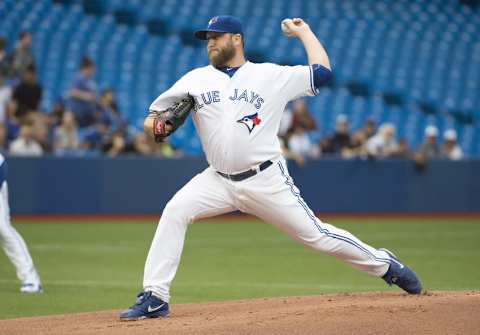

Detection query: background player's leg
xmin=143 ymin=167 xmax=236 ymax=302
xmin=0 ymin=182 xmax=41 ymax=288
xmin=241 ymin=161 xmax=390 ymax=277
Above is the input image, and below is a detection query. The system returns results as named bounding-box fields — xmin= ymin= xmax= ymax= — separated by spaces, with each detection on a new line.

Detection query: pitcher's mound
xmin=1 ymin=291 xmax=479 ymax=334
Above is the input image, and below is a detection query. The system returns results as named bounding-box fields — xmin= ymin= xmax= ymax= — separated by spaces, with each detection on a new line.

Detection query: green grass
xmin=0 ymin=218 xmax=479 ymax=319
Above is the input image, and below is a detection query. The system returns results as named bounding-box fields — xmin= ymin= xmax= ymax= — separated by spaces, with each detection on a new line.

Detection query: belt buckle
xmin=253 ymin=164 xmax=261 ymax=174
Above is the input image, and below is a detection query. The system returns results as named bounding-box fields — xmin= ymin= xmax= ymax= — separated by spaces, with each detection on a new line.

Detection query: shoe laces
xmin=130 ymin=291 xmax=152 ymax=308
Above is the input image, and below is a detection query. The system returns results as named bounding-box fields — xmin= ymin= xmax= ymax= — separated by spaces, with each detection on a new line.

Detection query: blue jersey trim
xmin=217 ymin=66 xmax=240 ymax=77
xmin=308 ymin=66 xmax=317 ymax=96
xmin=310 ymin=64 xmax=332 ymax=94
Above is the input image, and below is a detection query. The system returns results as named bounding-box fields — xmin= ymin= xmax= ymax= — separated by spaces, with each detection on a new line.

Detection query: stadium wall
xmin=8 ymin=157 xmax=480 ymax=214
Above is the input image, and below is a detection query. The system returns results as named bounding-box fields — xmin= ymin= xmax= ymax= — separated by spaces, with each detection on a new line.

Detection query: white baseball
xmin=281 ymin=18 xmax=294 ymax=37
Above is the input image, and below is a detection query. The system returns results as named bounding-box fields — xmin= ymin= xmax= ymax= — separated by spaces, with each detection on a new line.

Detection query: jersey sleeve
xmin=149 ymin=74 xmax=190 ymax=113
xmin=277 ymin=65 xmax=318 ymax=101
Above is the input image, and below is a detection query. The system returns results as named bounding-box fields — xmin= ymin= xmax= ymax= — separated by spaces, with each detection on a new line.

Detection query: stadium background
xmin=1 ymin=0 xmax=479 ymax=155
xmin=0 ymin=0 xmax=480 ymax=324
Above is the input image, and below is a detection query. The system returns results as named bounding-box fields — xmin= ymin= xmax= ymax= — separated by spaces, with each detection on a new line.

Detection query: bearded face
xmin=207 ymin=33 xmax=237 ymax=68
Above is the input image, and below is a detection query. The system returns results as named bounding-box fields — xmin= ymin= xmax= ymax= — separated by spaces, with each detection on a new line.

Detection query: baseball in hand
xmin=281 ymin=19 xmax=294 ymax=37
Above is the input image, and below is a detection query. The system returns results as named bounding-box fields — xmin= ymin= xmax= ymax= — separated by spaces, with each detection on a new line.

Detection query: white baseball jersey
xmin=150 ymin=61 xmax=318 ymax=173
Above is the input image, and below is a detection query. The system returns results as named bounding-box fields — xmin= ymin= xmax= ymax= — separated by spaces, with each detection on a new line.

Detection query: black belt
xmin=217 ymin=160 xmax=273 ymax=182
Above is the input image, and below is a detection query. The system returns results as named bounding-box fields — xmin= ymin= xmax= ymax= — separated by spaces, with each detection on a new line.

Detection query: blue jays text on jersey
xmin=195 ymin=89 xmax=265 ymax=110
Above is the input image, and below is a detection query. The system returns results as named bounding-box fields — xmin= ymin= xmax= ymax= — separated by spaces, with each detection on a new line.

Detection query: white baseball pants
xmin=144 ymin=160 xmax=391 ymax=302
xmin=0 ymin=182 xmax=41 ymax=286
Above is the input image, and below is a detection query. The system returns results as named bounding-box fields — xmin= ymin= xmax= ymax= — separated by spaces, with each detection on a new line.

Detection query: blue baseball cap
xmin=194 ymin=15 xmax=243 ymax=40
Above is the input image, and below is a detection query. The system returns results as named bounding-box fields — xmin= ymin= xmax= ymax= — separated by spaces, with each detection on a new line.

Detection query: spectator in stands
xmin=67 ymin=57 xmax=97 ymax=128
xmin=0 ymin=37 xmax=9 ymax=78
xmin=104 ymin=131 xmax=127 ymax=157
xmin=48 ymin=98 xmax=66 ymax=127
xmin=287 ymin=125 xmax=320 ymax=159
xmin=365 ymin=119 xmax=376 ymax=139
xmin=12 ymin=65 xmax=42 ymax=119
xmin=53 ymin=111 xmax=79 ymax=155
xmin=5 ymin=100 xmax=20 ymax=144
xmin=441 ymin=129 xmax=463 ymax=160
xmin=9 ymin=123 xmax=43 ymax=156
xmin=414 ymin=125 xmax=440 ymax=167
xmin=118 ymin=132 xmax=177 ymax=157
xmin=33 ymin=120 xmax=52 ymax=154
xmin=290 ymin=99 xmax=317 ymax=131
xmin=341 ymin=131 xmax=367 ymax=159
xmin=20 ymin=112 xmax=52 ymax=153
xmin=355 ymin=118 xmax=376 ymax=140
xmin=10 ymin=32 xmax=35 ymax=80
xmin=98 ymin=89 xmax=126 ymax=133
xmin=366 ymin=123 xmax=399 ymax=158
xmin=279 ymin=99 xmax=316 ymax=139
xmin=0 ymin=123 xmax=7 ymax=153
xmin=391 ymin=138 xmax=410 ymax=158
xmin=319 ymin=137 xmax=332 ymax=155
xmin=81 ymin=123 xmax=108 ymax=153
xmin=280 ymin=99 xmax=319 ymax=162
xmin=321 ymin=114 xmax=351 ymax=154
xmin=0 ymin=72 xmax=11 ymax=123
xmin=340 ymin=119 xmax=376 ymax=159
xmin=131 ymin=133 xmax=153 ymax=156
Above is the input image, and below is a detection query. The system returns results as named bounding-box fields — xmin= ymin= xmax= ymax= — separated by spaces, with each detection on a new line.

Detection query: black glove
xmin=150 ymin=94 xmax=195 ymax=142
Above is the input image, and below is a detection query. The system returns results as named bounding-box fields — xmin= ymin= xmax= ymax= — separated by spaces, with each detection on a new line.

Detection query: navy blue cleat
xmin=381 ymin=248 xmax=422 ymax=295
xmin=119 ymin=291 xmax=169 ymax=321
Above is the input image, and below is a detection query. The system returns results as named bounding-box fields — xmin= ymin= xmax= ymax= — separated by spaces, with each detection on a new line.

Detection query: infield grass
xmin=0 ymin=217 xmax=479 ymax=319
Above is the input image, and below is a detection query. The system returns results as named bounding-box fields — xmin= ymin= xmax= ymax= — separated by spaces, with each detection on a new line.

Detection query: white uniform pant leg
xmin=241 ymin=161 xmax=390 ymax=277
xmin=0 ymin=182 xmax=40 ymax=285
xmin=143 ymin=168 xmax=236 ymax=302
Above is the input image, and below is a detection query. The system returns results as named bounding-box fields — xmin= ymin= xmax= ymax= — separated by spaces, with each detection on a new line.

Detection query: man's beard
xmin=208 ymin=42 xmax=236 ymax=68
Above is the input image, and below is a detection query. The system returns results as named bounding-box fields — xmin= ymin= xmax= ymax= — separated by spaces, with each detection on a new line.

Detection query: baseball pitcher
xmin=120 ymin=16 xmax=422 ymax=321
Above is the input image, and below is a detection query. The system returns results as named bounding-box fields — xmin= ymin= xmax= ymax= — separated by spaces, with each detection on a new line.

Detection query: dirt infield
xmin=1 ymin=291 xmax=479 ymax=334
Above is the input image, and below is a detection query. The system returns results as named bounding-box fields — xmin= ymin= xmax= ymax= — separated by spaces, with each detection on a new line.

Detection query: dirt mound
xmin=1 ymin=291 xmax=479 ymax=334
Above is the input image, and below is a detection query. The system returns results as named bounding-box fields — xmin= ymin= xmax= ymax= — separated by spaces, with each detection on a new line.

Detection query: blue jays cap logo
xmin=237 ymin=113 xmax=262 ymax=134
xmin=208 ymin=16 xmax=218 ymax=26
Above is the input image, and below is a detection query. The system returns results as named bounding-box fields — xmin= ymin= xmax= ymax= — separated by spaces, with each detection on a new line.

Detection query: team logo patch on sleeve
xmin=237 ymin=113 xmax=262 ymax=134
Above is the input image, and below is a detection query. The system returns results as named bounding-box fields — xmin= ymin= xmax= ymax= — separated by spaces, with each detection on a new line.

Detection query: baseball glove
xmin=149 ymin=94 xmax=195 ymax=142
